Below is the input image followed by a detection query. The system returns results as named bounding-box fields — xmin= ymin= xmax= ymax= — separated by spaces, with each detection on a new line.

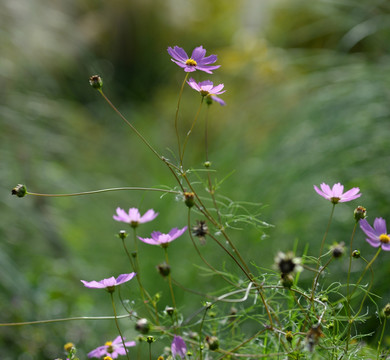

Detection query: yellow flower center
xmin=104 ymin=341 xmax=113 ymax=346
xmin=185 ymin=58 xmax=197 ymax=66
xmin=379 ymin=234 xmax=390 ymax=243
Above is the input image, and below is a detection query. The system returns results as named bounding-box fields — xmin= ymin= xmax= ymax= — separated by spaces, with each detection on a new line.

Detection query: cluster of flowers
xmin=167 ymin=45 xmax=226 ymax=106
xmin=314 ymin=182 xmax=390 ymax=250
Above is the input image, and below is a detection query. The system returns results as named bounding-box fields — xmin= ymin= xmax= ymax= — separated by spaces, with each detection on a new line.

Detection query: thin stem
xmin=0 ymin=314 xmax=132 ymax=326
xmin=174 ymin=73 xmax=190 ymax=163
xmin=110 ymin=292 xmax=131 ymax=360
xmin=98 ymin=89 xmax=162 ymax=162
xmin=181 ymin=97 xmax=203 ymax=165
xmin=346 ymin=223 xmax=358 ymax=306
xmin=376 ymin=317 xmax=387 ymax=360
xmin=164 ymin=247 xmax=178 ymax=327
xmin=26 ymin=187 xmax=180 ymax=197
xmin=198 ymin=305 xmax=211 ymax=360
xmin=318 ymin=203 xmax=336 ymax=267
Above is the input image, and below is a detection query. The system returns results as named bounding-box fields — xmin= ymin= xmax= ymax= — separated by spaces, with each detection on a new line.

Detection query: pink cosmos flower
xmin=88 ymin=336 xmax=136 ymax=359
xmin=81 ymin=273 xmax=136 ymax=292
xmin=138 ymin=226 xmax=187 ymax=248
xmin=168 ymin=45 xmax=220 ymax=74
xmin=113 ymin=207 xmax=158 ymax=227
xmin=171 ymin=335 xmax=187 ymax=359
xmin=313 ymin=182 xmax=361 ymax=204
xmin=360 ymin=218 xmax=390 ymax=251
xmin=187 ymin=78 xmax=226 ymax=106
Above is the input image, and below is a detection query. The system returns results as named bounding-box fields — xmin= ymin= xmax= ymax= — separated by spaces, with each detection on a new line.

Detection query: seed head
xmin=89 ymin=75 xmax=103 ymax=90
xmin=12 ymin=184 xmax=27 ymax=198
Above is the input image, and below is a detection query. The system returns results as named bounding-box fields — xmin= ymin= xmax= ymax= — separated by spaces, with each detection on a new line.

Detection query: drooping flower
xmin=138 ymin=227 xmax=187 ymax=248
xmin=359 ymin=218 xmax=390 ymax=251
xmin=313 ymin=182 xmax=361 ymax=204
xmin=167 ymin=46 xmax=220 ymax=74
xmin=88 ymin=336 xmax=136 ymax=359
xmin=113 ymin=207 xmax=158 ymax=228
xmin=171 ymin=335 xmax=187 ymax=359
xmin=187 ymin=78 xmax=226 ymax=106
xmin=81 ymin=273 xmax=136 ymax=292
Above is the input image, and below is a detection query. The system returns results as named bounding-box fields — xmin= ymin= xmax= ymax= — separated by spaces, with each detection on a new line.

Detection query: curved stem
xmin=26 ymin=187 xmax=180 ymax=197
xmin=164 ymin=247 xmax=178 ymax=327
xmin=175 ymin=73 xmax=190 ymax=163
xmin=318 ymin=204 xmax=336 ymax=267
xmin=376 ymin=317 xmax=387 ymax=360
xmin=181 ymin=97 xmax=203 ymax=165
xmin=110 ymin=292 xmax=131 ymax=360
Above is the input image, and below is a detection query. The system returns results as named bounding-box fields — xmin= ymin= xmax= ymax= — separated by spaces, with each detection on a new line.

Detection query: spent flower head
xmin=168 ymin=45 xmax=220 ymax=74
xmin=138 ymin=226 xmax=187 ymax=248
xmin=88 ymin=336 xmax=136 ymax=359
xmin=274 ymin=251 xmax=302 ymax=275
xmin=314 ymin=182 xmax=361 ymax=204
xmin=113 ymin=207 xmax=158 ymax=228
xmin=171 ymin=335 xmax=187 ymax=359
xmin=80 ymin=273 xmax=136 ymax=293
xmin=359 ymin=217 xmax=390 ymax=251
xmin=187 ymin=78 xmax=226 ymax=106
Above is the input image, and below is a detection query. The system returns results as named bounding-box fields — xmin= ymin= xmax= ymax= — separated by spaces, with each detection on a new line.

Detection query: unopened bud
xmin=165 ymin=306 xmax=175 ymax=316
xmin=64 ymin=342 xmax=75 ymax=352
xmin=354 ymin=206 xmax=367 ymax=221
xmin=12 ymin=184 xmax=27 ymax=198
xmin=146 ymin=336 xmax=155 ymax=344
xmin=383 ymin=303 xmax=390 ymax=317
xmin=205 ymin=336 xmax=219 ymax=351
xmin=117 ymin=230 xmax=128 ymax=240
xmin=157 ymin=262 xmax=170 ymax=277
xmin=281 ymin=273 xmax=294 ymax=289
xmin=135 ymin=318 xmax=150 ymax=334
xmin=331 ymin=242 xmax=345 ymax=258
xmin=203 ymin=161 xmax=211 ymax=168
xmin=285 ymin=331 xmax=293 ymax=342
xmin=352 ymin=250 xmax=361 ymax=258
xmin=89 ymin=75 xmax=103 ymax=89
xmin=184 ymin=192 xmax=195 ymax=208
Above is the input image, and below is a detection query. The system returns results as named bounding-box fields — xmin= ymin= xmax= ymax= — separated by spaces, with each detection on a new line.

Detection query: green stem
xmin=181 ymin=97 xmax=203 ymax=165
xmin=110 ymin=292 xmax=131 ymax=360
xmin=317 ymin=203 xmax=336 ymax=267
xmin=164 ymin=247 xmax=178 ymax=327
xmin=175 ymin=73 xmax=190 ymax=164
xmin=376 ymin=316 xmax=387 ymax=360
xmin=26 ymin=187 xmax=180 ymax=197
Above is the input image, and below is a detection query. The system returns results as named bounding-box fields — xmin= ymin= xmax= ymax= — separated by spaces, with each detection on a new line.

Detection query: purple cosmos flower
xmin=360 ymin=218 xmax=390 ymax=251
xmin=138 ymin=226 xmax=187 ymax=248
xmin=81 ymin=273 xmax=136 ymax=292
xmin=313 ymin=182 xmax=361 ymax=204
xmin=113 ymin=207 xmax=158 ymax=227
xmin=88 ymin=336 xmax=136 ymax=359
xmin=171 ymin=335 xmax=187 ymax=359
xmin=167 ymin=45 xmax=220 ymax=74
xmin=187 ymin=78 xmax=226 ymax=106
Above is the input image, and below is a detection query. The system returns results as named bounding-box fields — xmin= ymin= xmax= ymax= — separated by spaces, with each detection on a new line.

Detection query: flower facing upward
xmin=314 ymin=183 xmax=361 ymax=204
xmin=81 ymin=273 xmax=136 ymax=293
xmin=359 ymin=218 xmax=390 ymax=251
xmin=113 ymin=207 xmax=158 ymax=228
xmin=187 ymin=78 xmax=226 ymax=106
xmin=88 ymin=336 xmax=136 ymax=359
xmin=171 ymin=335 xmax=187 ymax=359
xmin=138 ymin=227 xmax=187 ymax=248
xmin=168 ymin=46 xmax=220 ymax=74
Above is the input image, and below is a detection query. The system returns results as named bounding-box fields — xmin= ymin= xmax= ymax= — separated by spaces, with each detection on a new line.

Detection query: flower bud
xmin=64 ymin=342 xmax=75 ymax=352
xmin=203 ymin=161 xmax=212 ymax=168
xmin=206 ymin=96 xmax=213 ymax=105
xmin=330 ymin=242 xmax=345 ymax=258
xmin=89 ymin=75 xmax=103 ymax=89
xmin=135 ymin=318 xmax=151 ymax=334
xmin=165 ymin=306 xmax=175 ymax=317
xmin=383 ymin=303 xmax=390 ymax=317
xmin=12 ymin=184 xmax=27 ymax=198
xmin=184 ymin=192 xmax=195 ymax=208
xmin=354 ymin=206 xmax=367 ymax=221
xmin=157 ymin=262 xmax=170 ymax=277
xmin=352 ymin=250 xmax=360 ymax=258
xmin=285 ymin=331 xmax=293 ymax=343
xmin=117 ymin=230 xmax=128 ymax=240
xmin=146 ymin=336 xmax=155 ymax=344
xmin=205 ymin=336 xmax=219 ymax=351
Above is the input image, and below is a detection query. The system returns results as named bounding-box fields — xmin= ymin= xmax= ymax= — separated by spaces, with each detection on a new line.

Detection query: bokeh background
xmin=2 ymin=0 xmax=390 ymax=358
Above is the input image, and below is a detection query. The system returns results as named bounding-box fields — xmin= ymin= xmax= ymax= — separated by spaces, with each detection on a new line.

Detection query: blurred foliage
xmin=1 ymin=0 xmax=390 ymax=358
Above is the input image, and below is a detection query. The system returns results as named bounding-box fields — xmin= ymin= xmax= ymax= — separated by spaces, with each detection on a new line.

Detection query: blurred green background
xmin=2 ymin=0 xmax=390 ymax=358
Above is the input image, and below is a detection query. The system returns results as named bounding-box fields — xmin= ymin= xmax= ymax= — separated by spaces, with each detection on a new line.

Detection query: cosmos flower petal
xmin=332 ymin=183 xmax=344 ymax=197
xmin=128 ymin=208 xmax=141 ymax=221
xmin=81 ymin=274 xmax=135 ymax=290
xmin=366 ymin=237 xmax=381 ymax=247
xmin=320 ymin=183 xmax=332 ymax=196
xmin=381 ymin=242 xmax=390 ymax=251
xmin=113 ymin=207 xmax=130 ymax=222
xmin=199 ymin=54 xmax=218 ymax=65
xmin=211 ymin=95 xmax=226 ymax=106
xmin=167 ymin=46 xmax=188 ymax=62
xmin=115 ymin=273 xmax=136 ymax=285
xmin=171 ymin=335 xmax=187 ymax=359
xmin=140 ymin=209 xmax=158 ymax=223
xmin=373 ymin=217 xmax=387 ymax=235
xmin=313 ymin=185 xmax=330 ymax=199
xmin=187 ymin=78 xmax=201 ymax=91
xmin=138 ymin=236 xmax=159 ymax=245
xmin=81 ymin=280 xmax=107 ymax=289
xmin=359 ymin=219 xmax=377 ymax=239
xmin=191 ymin=46 xmax=206 ymax=61
xmin=211 ymin=83 xmax=225 ymax=93
xmin=314 ymin=182 xmax=361 ymax=204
